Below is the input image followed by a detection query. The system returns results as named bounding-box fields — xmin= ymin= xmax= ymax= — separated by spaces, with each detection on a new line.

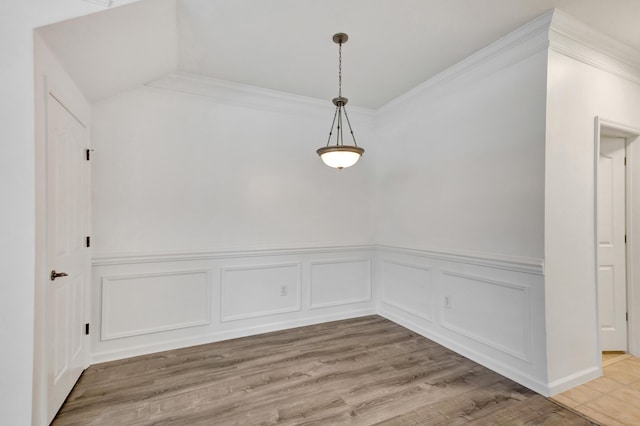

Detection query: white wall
xmin=22 ymin=8 xmax=640 ymax=423
xmin=375 ymin=38 xmax=547 ymax=260
xmin=36 ymin=0 xmax=178 ymax=103
xmin=373 ymin=14 xmax=550 ymax=393
xmin=88 ymin=74 xmax=377 ymax=361
xmin=91 ymin=75 xmax=376 ymax=255
xmin=88 ymin=13 xmax=554 ymax=395
xmin=0 ymin=1 xmax=142 ymax=424
xmin=544 ymin=14 xmax=640 ymax=391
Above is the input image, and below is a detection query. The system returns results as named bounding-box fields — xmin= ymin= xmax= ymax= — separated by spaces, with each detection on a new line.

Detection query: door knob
xmin=50 ymin=270 xmax=68 ymax=281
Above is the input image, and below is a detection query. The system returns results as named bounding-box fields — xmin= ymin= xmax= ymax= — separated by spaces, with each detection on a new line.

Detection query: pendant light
xmin=317 ymin=33 xmax=364 ymax=170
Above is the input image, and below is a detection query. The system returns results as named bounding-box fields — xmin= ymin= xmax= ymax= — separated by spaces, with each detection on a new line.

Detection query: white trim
xmin=91 ymin=308 xmax=376 ymax=364
xmin=547 ymin=366 xmax=602 ymax=396
xmin=627 ymin=134 xmax=640 ymax=357
xmin=93 ymin=244 xmax=542 ymax=276
xmin=380 ymin=300 xmax=433 ymax=324
xmin=593 ymin=118 xmax=603 ymax=358
xmin=549 ymin=9 xmax=640 ymax=87
xmin=599 ymin=118 xmax=640 ymax=138
xmin=100 ymin=269 xmax=211 ymax=340
xmin=378 ymin=245 xmax=544 ymax=275
xmin=377 ymin=10 xmax=553 ymax=118
xmin=92 ymin=243 xmax=376 ymax=266
xmin=309 ymin=258 xmax=372 ymax=309
xmin=309 ymin=297 xmax=372 ymax=310
xmin=595 ymin=117 xmax=640 ymax=357
xmin=380 ymin=260 xmax=434 ymax=322
xmin=378 ymin=308 xmax=549 ymax=396
xmin=146 ymin=72 xmax=375 ymax=123
xmin=440 ymin=270 xmax=531 ymax=362
xmin=220 ymin=263 xmax=302 ymax=322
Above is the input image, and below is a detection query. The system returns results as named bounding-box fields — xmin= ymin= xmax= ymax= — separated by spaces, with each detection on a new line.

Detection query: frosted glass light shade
xmin=317 ymin=145 xmax=364 ymax=169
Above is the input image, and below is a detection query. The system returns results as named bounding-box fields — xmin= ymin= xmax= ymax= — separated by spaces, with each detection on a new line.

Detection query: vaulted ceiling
xmin=37 ymin=0 xmax=640 ymax=108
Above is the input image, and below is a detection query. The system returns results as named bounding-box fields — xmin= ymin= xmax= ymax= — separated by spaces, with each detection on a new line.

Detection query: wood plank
xmin=52 ymin=316 xmax=596 ymax=425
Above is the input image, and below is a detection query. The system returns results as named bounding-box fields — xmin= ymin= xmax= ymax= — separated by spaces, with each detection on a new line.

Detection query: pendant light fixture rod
xmin=342 ymin=107 xmax=358 ymax=147
xmin=338 ymin=39 xmax=342 ymax=98
xmin=337 ymin=105 xmax=343 ymax=146
xmin=317 ymin=32 xmax=364 ymax=170
xmin=326 ymin=105 xmax=339 ymax=146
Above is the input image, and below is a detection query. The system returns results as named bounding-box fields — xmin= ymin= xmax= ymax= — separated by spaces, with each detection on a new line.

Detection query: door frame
xmin=594 ymin=117 xmax=640 ymax=356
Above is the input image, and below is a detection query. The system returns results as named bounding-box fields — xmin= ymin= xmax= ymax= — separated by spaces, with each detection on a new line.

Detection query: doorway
xmin=595 ymin=117 xmax=640 ymax=357
xmin=597 ymin=135 xmax=628 ymax=351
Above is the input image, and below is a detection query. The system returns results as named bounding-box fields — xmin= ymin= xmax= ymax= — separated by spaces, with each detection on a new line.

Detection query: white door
xmin=46 ymin=93 xmax=91 ymax=422
xmin=597 ymin=136 xmax=628 ymax=351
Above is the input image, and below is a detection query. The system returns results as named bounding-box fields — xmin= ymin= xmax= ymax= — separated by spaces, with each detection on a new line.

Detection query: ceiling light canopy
xmin=317 ymin=33 xmax=364 ymax=170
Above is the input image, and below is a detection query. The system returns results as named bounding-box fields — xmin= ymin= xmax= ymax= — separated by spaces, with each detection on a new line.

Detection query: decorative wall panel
xmin=310 ymin=259 xmax=371 ymax=309
xmin=101 ymin=270 xmax=210 ymax=340
xmin=440 ymin=271 xmax=530 ymax=361
xmin=381 ymin=261 xmax=434 ymax=322
xmin=221 ymin=263 xmax=301 ymax=322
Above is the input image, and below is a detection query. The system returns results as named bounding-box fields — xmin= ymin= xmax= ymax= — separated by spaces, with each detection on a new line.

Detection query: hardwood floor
xmin=53 ymin=316 xmax=595 ymax=425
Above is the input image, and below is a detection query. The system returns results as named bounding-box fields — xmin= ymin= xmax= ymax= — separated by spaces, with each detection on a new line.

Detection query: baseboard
xmin=547 ymin=366 xmax=602 ymax=396
xmin=91 ymin=308 xmax=376 ymax=364
xmin=378 ymin=307 xmax=551 ymax=396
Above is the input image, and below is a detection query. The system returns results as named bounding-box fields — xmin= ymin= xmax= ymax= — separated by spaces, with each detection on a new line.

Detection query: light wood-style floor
xmin=552 ymin=353 xmax=640 ymax=425
xmin=53 ymin=316 xmax=595 ymax=425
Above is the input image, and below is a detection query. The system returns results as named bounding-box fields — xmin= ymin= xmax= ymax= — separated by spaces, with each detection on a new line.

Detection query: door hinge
xmin=86 ymin=236 xmax=91 ymax=247
xmin=625 ymin=234 xmax=627 ymax=244
xmin=86 ymin=149 xmax=93 ymax=161
xmin=624 ymin=157 xmax=627 ymax=166
xmin=626 ymin=312 xmax=629 ymax=322
xmin=85 ymin=323 xmax=90 ymax=335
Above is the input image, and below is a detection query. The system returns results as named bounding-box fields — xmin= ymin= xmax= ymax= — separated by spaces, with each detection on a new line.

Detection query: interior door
xmin=46 ymin=93 xmax=91 ymax=422
xmin=597 ymin=136 xmax=628 ymax=351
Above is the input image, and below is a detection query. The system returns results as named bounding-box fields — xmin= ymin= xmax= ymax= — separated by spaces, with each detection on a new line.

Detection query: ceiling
xmin=38 ymin=0 xmax=640 ymax=108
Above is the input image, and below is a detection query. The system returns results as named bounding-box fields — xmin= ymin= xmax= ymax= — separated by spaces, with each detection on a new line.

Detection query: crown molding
xmin=146 ymin=9 xmax=640 ymax=123
xmin=549 ymin=8 xmax=640 ymax=86
xmin=145 ymin=71 xmax=375 ymax=123
xmin=377 ymin=10 xmax=554 ymax=118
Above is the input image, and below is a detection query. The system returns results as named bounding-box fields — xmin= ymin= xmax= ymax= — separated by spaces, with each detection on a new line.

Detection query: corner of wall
xmin=543 ymin=7 xmax=640 ymax=392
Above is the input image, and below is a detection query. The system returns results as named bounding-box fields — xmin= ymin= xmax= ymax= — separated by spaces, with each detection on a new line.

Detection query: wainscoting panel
xmin=221 ymin=263 xmax=301 ymax=322
xmin=91 ymin=246 xmax=376 ymax=364
xmin=90 ymin=245 xmax=551 ymax=394
xmin=101 ymin=270 xmax=211 ymax=340
xmin=381 ymin=260 xmax=434 ymax=322
xmin=376 ymin=246 xmax=548 ymax=395
xmin=440 ymin=271 xmax=530 ymax=361
xmin=310 ymin=259 xmax=371 ymax=309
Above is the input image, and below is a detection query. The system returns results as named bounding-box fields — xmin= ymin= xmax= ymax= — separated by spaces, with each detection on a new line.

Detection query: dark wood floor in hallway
xmin=53 ymin=316 xmax=595 ymax=425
